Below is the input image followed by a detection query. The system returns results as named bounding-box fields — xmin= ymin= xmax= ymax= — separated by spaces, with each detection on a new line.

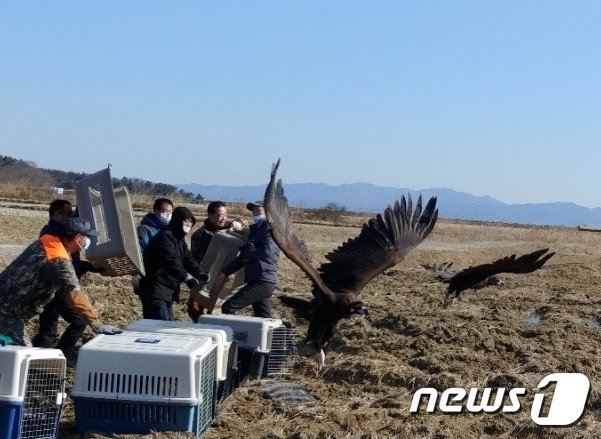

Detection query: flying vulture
xmin=423 ymin=249 xmax=555 ymax=307
xmin=264 ymin=159 xmax=438 ymax=369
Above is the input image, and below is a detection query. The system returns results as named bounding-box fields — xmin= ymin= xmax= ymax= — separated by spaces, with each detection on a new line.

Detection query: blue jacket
xmin=137 ymin=213 xmax=169 ymax=251
xmin=222 ymin=220 xmax=279 ymax=284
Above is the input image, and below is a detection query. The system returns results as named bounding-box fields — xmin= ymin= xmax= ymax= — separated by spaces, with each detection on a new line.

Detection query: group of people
xmin=136 ymin=198 xmax=280 ymax=321
xmin=0 ymin=196 xmax=280 ymax=360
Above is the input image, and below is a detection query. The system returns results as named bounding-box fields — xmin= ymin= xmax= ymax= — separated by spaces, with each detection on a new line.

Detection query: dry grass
xmin=1 ymin=204 xmax=601 ymax=438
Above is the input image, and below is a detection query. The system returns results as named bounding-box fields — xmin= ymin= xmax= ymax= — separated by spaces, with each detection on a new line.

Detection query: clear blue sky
xmin=1 ymin=2 xmax=600 ymax=207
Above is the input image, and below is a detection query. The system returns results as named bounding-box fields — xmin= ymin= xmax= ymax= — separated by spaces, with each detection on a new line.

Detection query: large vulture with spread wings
xmin=423 ymin=248 xmax=555 ymax=307
xmin=265 ymin=159 xmax=438 ymax=368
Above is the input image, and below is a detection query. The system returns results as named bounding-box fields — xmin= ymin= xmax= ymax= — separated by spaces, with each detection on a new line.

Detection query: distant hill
xmin=0 ymin=154 xmax=200 ymax=202
xmin=179 ymin=181 xmax=601 ymax=227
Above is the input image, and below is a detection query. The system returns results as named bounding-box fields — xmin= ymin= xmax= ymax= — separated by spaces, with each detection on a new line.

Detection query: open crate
xmin=75 ymin=166 xmax=144 ymax=277
xmin=198 ymin=314 xmax=296 ymax=380
xmin=0 ymin=346 xmax=67 ymax=439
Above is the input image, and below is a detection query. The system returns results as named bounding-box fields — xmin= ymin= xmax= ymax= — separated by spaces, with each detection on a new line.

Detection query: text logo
xmin=410 ymin=373 xmax=590 ymax=427
xmin=530 ymin=373 xmax=590 ymax=426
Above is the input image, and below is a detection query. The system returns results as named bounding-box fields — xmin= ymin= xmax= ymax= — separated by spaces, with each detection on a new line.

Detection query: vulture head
xmin=265 ymin=159 xmax=438 ymax=370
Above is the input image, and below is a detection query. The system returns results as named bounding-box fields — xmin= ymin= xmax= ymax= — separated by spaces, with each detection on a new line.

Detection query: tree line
xmin=0 ymin=155 xmax=202 ymax=201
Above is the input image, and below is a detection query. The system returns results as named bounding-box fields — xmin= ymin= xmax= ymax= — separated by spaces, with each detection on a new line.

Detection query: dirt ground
xmin=1 ymin=205 xmax=601 ymax=439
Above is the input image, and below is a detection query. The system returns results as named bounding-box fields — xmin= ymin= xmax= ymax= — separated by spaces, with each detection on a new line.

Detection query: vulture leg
xmin=443 ymin=292 xmax=456 ymax=308
xmin=316 ymin=348 xmax=326 ymax=374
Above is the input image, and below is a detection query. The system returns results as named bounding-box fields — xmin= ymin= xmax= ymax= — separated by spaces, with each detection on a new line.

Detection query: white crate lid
xmin=123 ymin=320 xmax=233 ymax=381
xmin=198 ymin=314 xmax=283 ymax=351
xmin=79 ymin=331 xmax=213 ymax=354
xmin=0 ymin=347 xmax=65 ymax=399
xmin=125 ymin=319 xmax=233 ymax=344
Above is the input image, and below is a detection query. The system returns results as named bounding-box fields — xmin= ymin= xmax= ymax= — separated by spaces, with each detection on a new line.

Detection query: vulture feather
xmin=264 ymin=159 xmax=438 ymax=368
xmin=422 ymin=262 xmax=503 ymax=289
xmin=424 ymin=249 xmax=555 ymax=307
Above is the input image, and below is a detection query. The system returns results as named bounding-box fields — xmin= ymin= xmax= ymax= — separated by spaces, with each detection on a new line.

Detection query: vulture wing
xmin=447 ymin=248 xmax=555 ymax=293
xmin=422 ymin=262 xmax=456 ymax=282
xmin=265 ymin=159 xmax=338 ymax=302
xmin=317 ymin=193 xmax=439 ymax=295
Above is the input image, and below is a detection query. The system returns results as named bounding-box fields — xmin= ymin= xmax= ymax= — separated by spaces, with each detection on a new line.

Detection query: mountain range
xmin=179 ymin=182 xmax=601 ymax=227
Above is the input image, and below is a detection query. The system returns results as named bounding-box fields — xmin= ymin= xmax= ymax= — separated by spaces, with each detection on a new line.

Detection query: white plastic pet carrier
xmin=71 ymin=332 xmax=216 ymax=437
xmin=0 ymin=347 xmax=67 ymax=439
xmin=124 ymin=319 xmax=239 ymax=401
xmin=198 ymin=314 xmax=296 ymax=380
xmin=75 ymin=165 xmax=144 ymax=276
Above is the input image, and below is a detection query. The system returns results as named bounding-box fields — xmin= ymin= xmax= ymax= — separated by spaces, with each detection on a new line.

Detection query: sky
xmin=1 ymin=2 xmax=600 ymax=207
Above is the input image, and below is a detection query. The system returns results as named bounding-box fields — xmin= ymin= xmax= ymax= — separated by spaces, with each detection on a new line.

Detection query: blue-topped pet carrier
xmin=0 ymin=346 xmax=67 ymax=439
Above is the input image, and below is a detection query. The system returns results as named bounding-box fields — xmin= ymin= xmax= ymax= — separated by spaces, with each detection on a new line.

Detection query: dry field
xmin=2 ymin=202 xmax=601 ymax=439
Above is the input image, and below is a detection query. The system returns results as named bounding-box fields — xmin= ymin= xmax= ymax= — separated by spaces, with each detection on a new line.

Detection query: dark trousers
xmin=141 ymin=297 xmax=174 ymax=321
xmin=222 ymin=282 xmax=276 ymax=318
xmin=32 ymin=295 xmax=87 ymax=357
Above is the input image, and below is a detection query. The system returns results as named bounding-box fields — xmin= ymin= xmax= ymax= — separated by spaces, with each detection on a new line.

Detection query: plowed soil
xmin=1 ymin=207 xmax=601 ymax=439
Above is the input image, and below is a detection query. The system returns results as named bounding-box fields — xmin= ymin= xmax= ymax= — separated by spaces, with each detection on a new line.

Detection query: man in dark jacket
xmin=140 ymin=206 xmax=210 ymax=320
xmin=137 ymin=197 xmax=173 ymax=250
xmin=190 ymin=201 xmax=247 ymax=262
xmin=188 ymin=201 xmax=247 ymax=321
xmin=217 ymin=201 xmax=280 ymax=318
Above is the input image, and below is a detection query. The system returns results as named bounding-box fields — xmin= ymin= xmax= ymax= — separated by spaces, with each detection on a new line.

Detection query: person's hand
xmin=185 ymin=277 xmax=200 ymax=289
xmin=93 ymin=324 xmax=123 ymax=335
xmin=0 ymin=334 xmax=13 ymax=346
xmin=230 ymin=220 xmax=243 ymax=231
xmin=216 ymin=272 xmax=233 ymax=284
xmin=187 ymin=298 xmax=204 ymax=323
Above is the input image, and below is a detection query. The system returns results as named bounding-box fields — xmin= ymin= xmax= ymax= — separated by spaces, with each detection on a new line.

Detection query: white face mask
xmin=253 ymin=214 xmax=265 ymax=224
xmin=183 ymin=224 xmax=192 ymax=234
xmin=80 ymin=236 xmax=91 ymax=251
xmin=160 ymin=212 xmax=172 ymax=223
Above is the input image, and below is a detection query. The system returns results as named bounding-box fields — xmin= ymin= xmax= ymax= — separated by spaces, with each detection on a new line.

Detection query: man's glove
xmin=0 ymin=334 xmax=13 ymax=346
xmin=198 ymin=272 xmax=210 ymax=284
xmin=185 ymin=277 xmax=200 ymax=289
xmin=93 ymin=324 xmax=123 ymax=335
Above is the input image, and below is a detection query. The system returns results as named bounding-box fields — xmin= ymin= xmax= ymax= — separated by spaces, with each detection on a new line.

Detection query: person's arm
xmin=222 ymin=254 xmax=244 ymax=276
xmin=155 ymin=234 xmax=193 ymax=283
xmin=190 ymin=228 xmax=211 ymax=262
xmin=44 ymin=259 xmax=120 ymax=334
xmin=182 ymin=242 xmax=209 ymax=282
xmin=137 ymin=225 xmax=150 ymax=250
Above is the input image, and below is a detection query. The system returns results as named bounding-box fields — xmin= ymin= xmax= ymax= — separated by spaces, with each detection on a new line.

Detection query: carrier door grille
xmin=197 ymin=348 xmax=216 ymax=434
xmin=86 ymin=372 xmax=179 ymax=396
xmin=22 ymin=359 xmax=66 ymax=439
xmin=266 ymin=326 xmax=297 ymax=376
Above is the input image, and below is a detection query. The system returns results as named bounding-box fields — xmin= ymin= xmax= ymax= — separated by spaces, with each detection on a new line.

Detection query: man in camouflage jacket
xmin=0 ymin=217 xmax=122 ymax=346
